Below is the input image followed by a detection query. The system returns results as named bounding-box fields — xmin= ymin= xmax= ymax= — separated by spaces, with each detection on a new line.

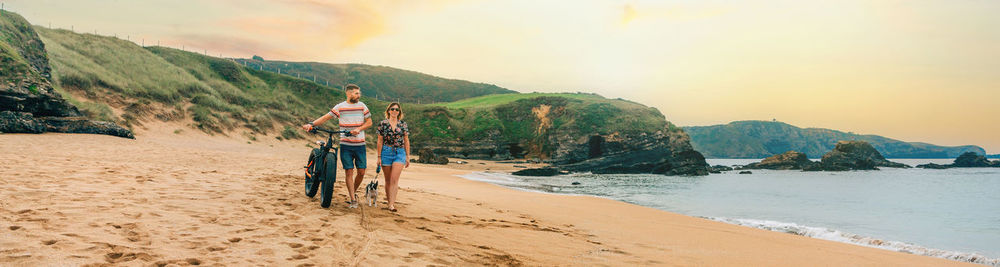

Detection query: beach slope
xmin=0 ymin=131 xmax=976 ymax=266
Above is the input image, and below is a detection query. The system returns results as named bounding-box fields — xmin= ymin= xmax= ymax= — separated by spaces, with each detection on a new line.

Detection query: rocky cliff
xmin=413 ymin=95 xmax=709 ymax=176
xmin=0 ymin=11 xmax=131 ymax=138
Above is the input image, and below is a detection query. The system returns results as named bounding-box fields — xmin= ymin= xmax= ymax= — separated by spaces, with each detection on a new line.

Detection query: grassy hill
xmin=37 ymin=26 xmax=385 ymax=139
xmin=36 ymin=25 xmax=684 ymax=161
xmin=684 ymin=121 xmax=985 ymax=158
xmin=234 ymin=58 xmax=516 ymax=104
xmin=0 ymin=12 xmax=47 ymax=90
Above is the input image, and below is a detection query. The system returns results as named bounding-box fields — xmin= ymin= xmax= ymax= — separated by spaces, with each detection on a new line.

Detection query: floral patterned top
xmin=376 ymin=119 xmax=409 ymax=148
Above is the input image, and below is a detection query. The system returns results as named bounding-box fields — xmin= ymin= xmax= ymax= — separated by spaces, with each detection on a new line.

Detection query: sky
xmin=7 ymin=0 xmax=999 ymax=152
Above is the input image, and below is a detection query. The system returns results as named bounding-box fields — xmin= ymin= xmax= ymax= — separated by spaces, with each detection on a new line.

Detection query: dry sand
xmin=0 ymin=124 xmax=979 ymax=266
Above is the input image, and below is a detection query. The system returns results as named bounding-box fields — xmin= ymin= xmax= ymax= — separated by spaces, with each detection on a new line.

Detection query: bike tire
xmin=319 ymin=150 xmax=338 ymax=208
xmin=305 ymin=149 xmax=322 ymax=198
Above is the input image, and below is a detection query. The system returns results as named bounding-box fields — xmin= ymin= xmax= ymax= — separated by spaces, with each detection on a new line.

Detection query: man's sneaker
xmin=349 ymin=200 xmax=358 ymax=209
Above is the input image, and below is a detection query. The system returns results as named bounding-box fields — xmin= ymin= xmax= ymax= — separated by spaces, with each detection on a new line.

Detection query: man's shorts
xmin=339 ymin=145 xmax=367 ymax=170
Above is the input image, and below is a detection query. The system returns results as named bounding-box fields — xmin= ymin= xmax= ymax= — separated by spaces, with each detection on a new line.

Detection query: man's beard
xmin=348 ymin=96 xmax=360 ymax=103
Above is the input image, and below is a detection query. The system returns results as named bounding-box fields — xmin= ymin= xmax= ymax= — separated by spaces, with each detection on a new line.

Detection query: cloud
xmin=203 ymin=0 xmax=462 ymax=60
xmin=163 ymin=33 xmax=291 ymax=59
xmin=621 ymin=4 xmax=638 ymax=25
xmin=617 ymin=2 xmax=733 ymax=25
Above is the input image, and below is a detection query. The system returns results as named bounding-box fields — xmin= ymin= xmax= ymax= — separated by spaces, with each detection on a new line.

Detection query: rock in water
xmin=512 ymin=167 xmax=560 ymax=177
xmin=952 ymin=152 xmax=992 ymax=167
xmin=916 ymin=163 xmax=950 ymax=169
xmin=708 ymin=165 xmax=733 ymax=173
xmin=743 ymin=151 xmax=815 ymax=170
xmin=916 ymin=152 xmax=1000 ymax=169
xmin=815 ymin=141 xmax=909 ymax=171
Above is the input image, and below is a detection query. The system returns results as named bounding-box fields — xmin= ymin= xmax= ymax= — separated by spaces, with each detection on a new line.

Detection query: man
xmin=302 ymin=84 xmax=372 ymax=208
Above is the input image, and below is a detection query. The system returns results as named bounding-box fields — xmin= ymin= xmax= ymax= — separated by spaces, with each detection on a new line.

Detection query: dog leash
xmin=358 ymin=165 xmax=381 ymax=231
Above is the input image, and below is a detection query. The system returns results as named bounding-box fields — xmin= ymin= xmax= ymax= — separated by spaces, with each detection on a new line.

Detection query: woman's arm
xmin=403 ymin=134 xmax=410 ymax=168
xmin=376 ymin=134 xmax=383 ymax=166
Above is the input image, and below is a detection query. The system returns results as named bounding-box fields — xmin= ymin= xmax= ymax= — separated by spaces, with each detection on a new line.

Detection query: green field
xmin=431 ymin=93 xmax=606 ymax=109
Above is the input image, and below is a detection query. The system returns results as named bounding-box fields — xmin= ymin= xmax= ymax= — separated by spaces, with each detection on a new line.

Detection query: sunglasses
xmin=389 ymin=108 xmax=400 ymax=111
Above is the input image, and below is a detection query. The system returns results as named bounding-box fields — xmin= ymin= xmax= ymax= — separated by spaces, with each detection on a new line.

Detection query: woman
xmin=376 ymin=102 xmax=410 ymax=212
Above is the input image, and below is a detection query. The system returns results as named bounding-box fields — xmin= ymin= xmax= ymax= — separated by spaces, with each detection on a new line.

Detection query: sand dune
xmin=0 ymin=126 xmax=978 ymax=266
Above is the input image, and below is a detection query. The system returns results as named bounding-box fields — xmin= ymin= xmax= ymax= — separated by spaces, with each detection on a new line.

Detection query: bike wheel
xmin=319 ymin=151 xmax=338 ymax=208
xmin=305 ymin=149 xmax=322 ymax=198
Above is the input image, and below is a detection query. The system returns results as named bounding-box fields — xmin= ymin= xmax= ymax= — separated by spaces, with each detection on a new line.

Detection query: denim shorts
xmin=380 ymin=146 xmax=407 ymax=165
xmin=339 ymin=145 xmax=366 ymax=170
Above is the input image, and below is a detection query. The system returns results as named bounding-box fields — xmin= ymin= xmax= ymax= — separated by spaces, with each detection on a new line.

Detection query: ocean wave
xmin=708 ymin=217 xmax=1000 ymax=266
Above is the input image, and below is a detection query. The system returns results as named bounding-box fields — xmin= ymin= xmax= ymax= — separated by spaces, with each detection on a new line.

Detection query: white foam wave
xmin=709 ymin=217 xmax=1000 ymax=266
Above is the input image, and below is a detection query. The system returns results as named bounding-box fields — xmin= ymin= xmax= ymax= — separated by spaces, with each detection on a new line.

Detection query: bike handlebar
xmin=309 ymin=126 xmax=354 ymax=136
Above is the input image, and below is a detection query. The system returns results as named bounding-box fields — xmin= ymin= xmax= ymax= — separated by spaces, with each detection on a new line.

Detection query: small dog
xmin=364 ymin=180 xmax=379 ymax=207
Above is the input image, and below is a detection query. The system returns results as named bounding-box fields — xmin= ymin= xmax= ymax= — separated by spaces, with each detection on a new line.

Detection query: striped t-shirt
xmin=328 ymin=101 xmax=371 ymax=146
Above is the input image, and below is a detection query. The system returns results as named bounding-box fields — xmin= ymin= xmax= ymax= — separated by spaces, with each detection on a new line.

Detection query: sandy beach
xmin=0 ymin=125 xmax=979 ymax=266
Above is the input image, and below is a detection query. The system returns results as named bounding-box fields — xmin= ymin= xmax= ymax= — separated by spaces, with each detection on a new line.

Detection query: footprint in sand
xmin=228 ymin=237 xmax=242 ymax=243
xmin=42 ymin=240 xmax=58 ymax=245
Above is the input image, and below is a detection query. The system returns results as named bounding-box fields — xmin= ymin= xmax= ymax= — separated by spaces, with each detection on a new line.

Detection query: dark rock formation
xmin=0 ymin=111 xmax=133 ymax=138
xmin=413 ymin=148 xmax=448 ymax=165
xmin=553 ymin=130 xmax=709 ymax=176
xmin=915 ymin=163 xmax=950 ymax=169
xmin=916 ymin=152 xmax=1000 ymax=169
xmin=739 ymin=171 xmax=752 ymax=174
xmin=952 ymin=152 xmax=992 ymax=167
xmin=709 ymin=165 xmax=733 ymax=173
xmin=0 ymin=11 xmax=131 ymax=138
xmin=809 ymin=141 xmax=909 ymax=171
xmin=743 ymin=151 xmax=815 ymax=170
xmin=417 ymin=141 xmax=519 ymax=160
xmin=512 ymin=167 xmax=560 ymax=177
xmin=425 ymin=128 xmax=710 ymax=176
xmin=741 ymin=141 xmax=909 ymax=171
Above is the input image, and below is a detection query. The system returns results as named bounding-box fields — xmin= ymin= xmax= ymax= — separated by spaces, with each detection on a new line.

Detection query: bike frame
xmin=305 ymin=126 xmax=352 ymax=208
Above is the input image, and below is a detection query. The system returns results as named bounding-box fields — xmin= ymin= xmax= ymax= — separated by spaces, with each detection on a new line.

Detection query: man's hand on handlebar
xmin=350 ymin=129 xmax=360 ymax=136
xmin=302 ymin=123 xmax=314 ymax=132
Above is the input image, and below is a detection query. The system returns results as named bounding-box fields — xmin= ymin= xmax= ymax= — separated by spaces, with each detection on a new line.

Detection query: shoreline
xmin=0 ymin=129 xmax=983 ymax=266
xmin=460 ymin=169 xmax=999 ymax=266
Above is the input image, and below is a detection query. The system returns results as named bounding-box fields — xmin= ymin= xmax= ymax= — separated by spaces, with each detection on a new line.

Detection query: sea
xmin=458 ymin=158 xmax=1000 ymax=266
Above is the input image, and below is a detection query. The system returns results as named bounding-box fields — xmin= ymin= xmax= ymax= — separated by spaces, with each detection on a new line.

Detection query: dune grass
xmin=34 ymin=24 xmax=679 ymax=154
